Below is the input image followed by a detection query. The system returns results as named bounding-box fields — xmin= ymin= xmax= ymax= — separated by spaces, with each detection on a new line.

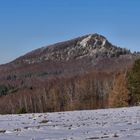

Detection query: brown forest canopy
xmin=0 ymin=34 xmax=139 ymax=114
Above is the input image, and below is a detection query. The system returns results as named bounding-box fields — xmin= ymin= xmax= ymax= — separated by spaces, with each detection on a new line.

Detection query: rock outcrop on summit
xmin=16 ymin=34 xmax=130 ymax=64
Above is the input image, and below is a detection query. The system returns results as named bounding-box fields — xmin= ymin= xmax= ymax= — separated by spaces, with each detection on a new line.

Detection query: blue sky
xmin=0 ymin=0 xmax=140 ymax=64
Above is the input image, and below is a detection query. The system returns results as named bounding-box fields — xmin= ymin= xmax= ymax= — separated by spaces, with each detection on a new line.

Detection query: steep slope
xmin=0 ymin=33 xmax=139 ymax=114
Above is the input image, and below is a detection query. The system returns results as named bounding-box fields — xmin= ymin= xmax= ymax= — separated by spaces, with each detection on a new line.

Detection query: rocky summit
xmin=16 ymin=33 xmax=130 ymax=64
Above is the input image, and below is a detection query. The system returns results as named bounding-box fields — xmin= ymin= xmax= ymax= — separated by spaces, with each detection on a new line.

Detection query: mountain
xmin=15 ymin=34 xmax=130 ymax=63
xmin=0 ymin=33 xmax=139 ymax=114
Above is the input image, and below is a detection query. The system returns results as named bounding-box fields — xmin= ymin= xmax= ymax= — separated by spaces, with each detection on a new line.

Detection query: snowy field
xmin=0 ymin=107 xmax=140 ymax=140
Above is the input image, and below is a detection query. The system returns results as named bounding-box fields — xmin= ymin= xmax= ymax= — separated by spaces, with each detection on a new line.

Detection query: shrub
xmin=16 ymin=107 xmax=27 ymax=114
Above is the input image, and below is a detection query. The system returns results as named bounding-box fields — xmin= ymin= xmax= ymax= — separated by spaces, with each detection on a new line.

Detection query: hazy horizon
xmin=0 ymin=0 xmax=140 ymax=64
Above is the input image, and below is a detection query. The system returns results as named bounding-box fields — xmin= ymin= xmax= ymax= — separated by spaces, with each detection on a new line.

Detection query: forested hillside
xmin=0 ymin=34 xmax=139 ymax=114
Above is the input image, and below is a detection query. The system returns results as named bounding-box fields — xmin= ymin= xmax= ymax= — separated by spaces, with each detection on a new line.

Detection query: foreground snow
xmin=0 ymin=107 xmax=140 ymax=140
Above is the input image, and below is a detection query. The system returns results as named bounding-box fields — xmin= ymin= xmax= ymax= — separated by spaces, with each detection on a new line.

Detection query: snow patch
xmin=102 ymin=39 xmax=106 ymax=47
xmin=80 ymin=35 xmax=92 ymax=47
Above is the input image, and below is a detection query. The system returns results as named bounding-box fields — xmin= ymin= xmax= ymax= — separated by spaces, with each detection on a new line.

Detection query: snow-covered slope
xmin=0 ymin=107 xmax=140 ymax=140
